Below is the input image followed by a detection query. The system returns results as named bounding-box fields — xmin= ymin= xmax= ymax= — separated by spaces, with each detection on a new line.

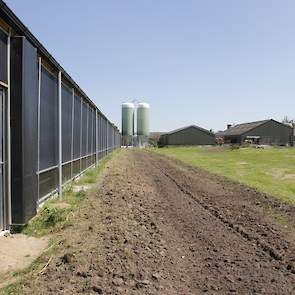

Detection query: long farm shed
xmin=217 ymin=119 xmax=293 ymax=146
xmin=159 ymin=125 xmax=216 ymax=146
xmin=0 ymin=1 xmax=121 ymax=231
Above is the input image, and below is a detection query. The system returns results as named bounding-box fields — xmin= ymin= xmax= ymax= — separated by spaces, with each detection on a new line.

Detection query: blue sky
xmin=6 ymin=0 xmax=295 ymax=132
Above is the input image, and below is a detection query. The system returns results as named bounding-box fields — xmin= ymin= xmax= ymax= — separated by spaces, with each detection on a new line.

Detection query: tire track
xmin=146 ymin=151 xmax=295 ymax=272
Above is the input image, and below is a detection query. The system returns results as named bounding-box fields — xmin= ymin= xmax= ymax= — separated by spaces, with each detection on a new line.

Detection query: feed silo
xmin=137 ymin=102 xmax=150 ymax=136
xmin=136 ymin=102 xmax=150 ymax=147
xmin=121 ymin=102 xmax=135 ymax=146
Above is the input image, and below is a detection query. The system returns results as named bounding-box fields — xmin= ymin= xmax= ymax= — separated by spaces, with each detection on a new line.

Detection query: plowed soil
xmin=22 ymin=150 xmax=295 ymax=294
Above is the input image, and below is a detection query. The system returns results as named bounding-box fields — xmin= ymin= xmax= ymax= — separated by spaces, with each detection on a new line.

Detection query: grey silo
xmin=121 ymin=102 xmax=135 ymax=136
xmin=136 ymin=102 xmax=150 ymax=136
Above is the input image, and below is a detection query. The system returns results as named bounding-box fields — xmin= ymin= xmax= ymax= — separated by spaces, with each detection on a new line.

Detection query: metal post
xmin=71 ymin=88 xmax=74 ymax=178
xmin=106 ymin=120 xmax=108 ymax=154
xmin=58 ymin=71 xmax=62 ymax=200
xmin=86 ymin=103 xmax=88 ymax=167
xmin=100 ymin=116 xmax=102 ymax=158
xmin=37 ymin=57 xmax=41 ymax=202
xmin=95 ymin=110 xmax=98 ymax=164
xmin=101 ymin=117 xmax=102 ymax=157
xmin=91 ymin=108 xmax=93 ymax=164
xmin=80 ymin=98 xmax=82 ymax=172
xmin=99 ymin=115 xmax=101 ymax=159
xmin=6 ymin=29 xmax=11 ymax=226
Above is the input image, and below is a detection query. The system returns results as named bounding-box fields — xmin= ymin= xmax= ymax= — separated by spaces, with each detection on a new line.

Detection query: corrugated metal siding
xmin=0 ymin=3 xmax=121 ymax=228
xmin=161 ymin=126 xmax=215 ymax=146
xmin=242 ymin=120 xmax=293 ymax=145
xmin=11 ymin=37 xmax=38 ymax=224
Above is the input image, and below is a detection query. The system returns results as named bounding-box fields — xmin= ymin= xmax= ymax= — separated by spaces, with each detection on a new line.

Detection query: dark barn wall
xmin=61 ymin=84 xmax=73 ymax=164
xmin=10 ymin=37 xmax=38 ymax=224
xmin=167 ymin=127 xmax=215 ymax=146
xmin=73 ymin=94 xmax=81 ymax=160
xmin=0 ymin=3 xmax=121 ymax=229
xmin=40 ymin=66 xmax=58 ymax=170
xmin=223 ymin=136 xmax=241 ymax=144
xmin=242 ymin=120 xmax=293 ymax=145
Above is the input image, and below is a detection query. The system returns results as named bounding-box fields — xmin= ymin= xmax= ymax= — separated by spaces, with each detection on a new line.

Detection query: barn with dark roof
xmin=216 ymin=119 xmax=293 ymax=145
xmin=158 ymin=125 xmax=216 ymax=146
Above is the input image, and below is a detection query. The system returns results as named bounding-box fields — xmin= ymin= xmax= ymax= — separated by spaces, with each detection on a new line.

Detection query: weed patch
xmin=20 ymin=149 xmax=121 ymax=237
xmin=22 ymin=205 xmax=69 ymax=237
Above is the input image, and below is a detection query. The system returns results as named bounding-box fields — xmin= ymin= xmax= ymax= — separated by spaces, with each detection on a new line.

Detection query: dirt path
xmin=21 ymin=150 xmax=295 ymax=294
xmin=0 ymin=234 xmax=48 ymax=289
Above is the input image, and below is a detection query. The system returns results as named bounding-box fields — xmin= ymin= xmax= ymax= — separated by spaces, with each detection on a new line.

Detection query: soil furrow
xmin=19 ymin=150 xmax=295 ymax=295
xmin=147 ymin=151 xmax=295 ymax=261
xmin=156 ymin=161 xmax=286 ymax=263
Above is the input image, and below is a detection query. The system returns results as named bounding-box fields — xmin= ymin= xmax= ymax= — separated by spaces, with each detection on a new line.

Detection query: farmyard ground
xmin=2 ymin=149 xmax=294 ymax=294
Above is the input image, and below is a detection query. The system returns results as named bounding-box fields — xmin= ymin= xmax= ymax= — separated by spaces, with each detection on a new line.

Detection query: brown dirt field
xmin=20 ymin=149 xmax=295 ymax=294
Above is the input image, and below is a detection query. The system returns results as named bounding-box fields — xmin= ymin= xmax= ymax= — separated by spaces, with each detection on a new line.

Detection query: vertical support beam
xmin=95 ymin=110 xmax=98 ymax=164
xmin=90 ymin=108 xmax=92 ymax=163
xmin=79 ymin=97 xmax=82 ymax=172
xmin=103 ymin=119 xmax=105 ymax=155
xmin=71 ymin=88 xmax=74 ymax=178
xmin=99 ymin=115 xmax=101 ymax=159
xmin=91 ymin=110 xmax=93 ymax=162
xmin=37 ymin=57 xmax=41 ymax=203
xmin=86 ymin=103 xmax=88 ymax=167
xmin=100 ymin=116 xmax=102 ymax=156
xmin=6 ymin=28 xmax=11 ymax=226
xmin=106 ymin=120 xmax=108 ymax=154
xmin=90 ymin=108 xmax=93 ymax=163
xmin=100 ymin=116 xmax=102 ymax=158
xmin=58 ymin=71 xmax=62 ymax=200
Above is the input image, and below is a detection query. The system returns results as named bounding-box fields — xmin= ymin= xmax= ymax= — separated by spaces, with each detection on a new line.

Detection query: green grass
xmin=153 ymin=146 xmax=295 ymax=204
xmin=22 ymin=150 xmax=120 ymax=237
xmin=19 ymin=183 xmax=86 ymax=237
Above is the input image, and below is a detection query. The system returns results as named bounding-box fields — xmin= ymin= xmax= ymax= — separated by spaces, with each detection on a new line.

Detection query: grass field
xmin=153 ymin=146 xmax=295 ymax=204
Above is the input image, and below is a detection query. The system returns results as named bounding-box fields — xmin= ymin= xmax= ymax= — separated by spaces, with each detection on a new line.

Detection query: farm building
xmin=158 ymin=125 xmax=216 ymax=146
xmin=216 ymin=119 xmax=293 ymax=145
xmin=0 ymin=1 xmax=120 ymax=231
